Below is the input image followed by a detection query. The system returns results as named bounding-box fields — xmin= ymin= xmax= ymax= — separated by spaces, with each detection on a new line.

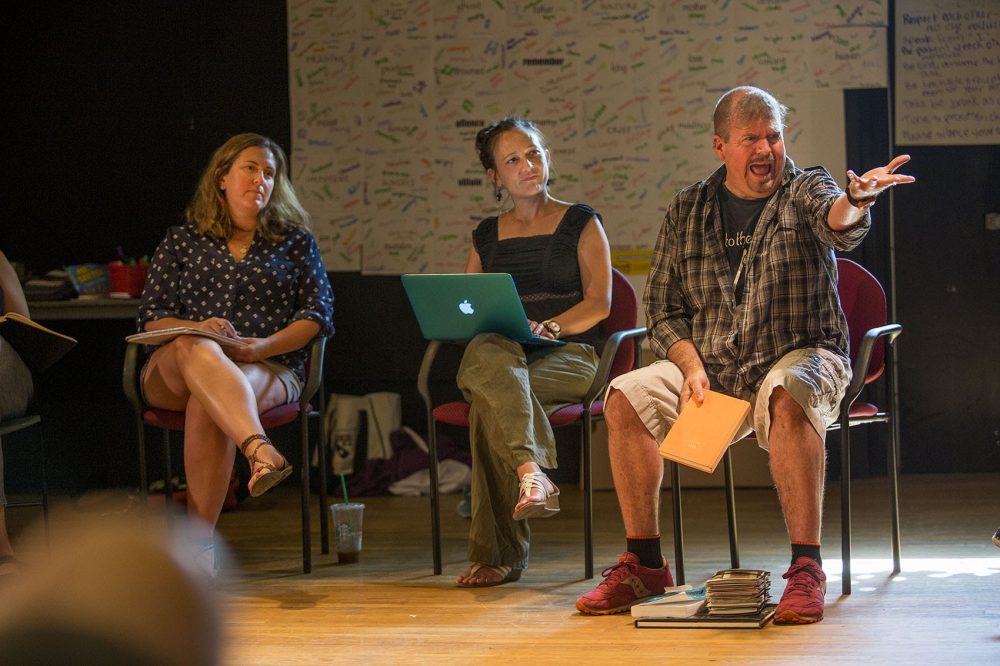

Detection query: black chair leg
xmin=723 ymin=448 xmax=739 ymax=568
xmin=300 ymin=414 xmax=312 ymax=574
xmin=137 ymin=417 xmax=149 ymax=505
xmin=840 ymin=416 xmax=852 ymax=595
xmin=887 ymin=417 xmax=901 ymax=575
xmin=318 ymin=390 xmax=329 ymax=555
xmin=582 ymin=414 xmax=594 ymax=579
xmin=429 ymin=416 xmax=442 ymax=576
xmin=161 ymin=430 xmax=173 ymax=509
xmin=670 ymin=461 xmax=684 ymax=585
xmin=39 ymin=432 xmax=49 ymax=545
xmin=0 ymin=416 xmax=48 ymax=545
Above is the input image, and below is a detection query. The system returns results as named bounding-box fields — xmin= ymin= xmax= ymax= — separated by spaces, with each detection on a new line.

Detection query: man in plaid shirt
xmin=576 ymin=86 xmax=914 ymax=624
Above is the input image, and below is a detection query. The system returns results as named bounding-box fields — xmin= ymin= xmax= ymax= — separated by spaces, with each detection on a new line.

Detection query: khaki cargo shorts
xmin=607 ymin=347 xmax=851 ymax=449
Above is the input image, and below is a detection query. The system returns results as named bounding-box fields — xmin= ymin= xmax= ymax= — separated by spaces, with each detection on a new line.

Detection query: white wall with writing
xmin=289 ymin=0 xmax=887 ymax=274
xmin=896 ymin=1 xmax=1000 ymax=146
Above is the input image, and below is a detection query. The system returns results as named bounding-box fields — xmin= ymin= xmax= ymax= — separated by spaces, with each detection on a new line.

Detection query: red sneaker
xmin=774 ymin=557 xmax=827 ymax=625
xmin=575 ymin=552 xmax=673 ymax=615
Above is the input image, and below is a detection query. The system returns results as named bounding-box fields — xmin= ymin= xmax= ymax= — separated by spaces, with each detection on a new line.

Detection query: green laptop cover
xmin=401 ymin=273 xmax=563 ymax=346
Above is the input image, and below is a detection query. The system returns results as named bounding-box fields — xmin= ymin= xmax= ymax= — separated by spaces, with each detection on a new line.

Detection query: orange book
xmin=658 ymin=390 xmax=751 ymax=473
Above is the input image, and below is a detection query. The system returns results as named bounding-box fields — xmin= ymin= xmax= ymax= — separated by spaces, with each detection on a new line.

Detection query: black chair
xmin=669 ymin=258 xmax=903 ymax=594
xmin=122 ymin=337 xmax=329 ymax=573
xmin=1 ymin=413 xmax=49 ymax=537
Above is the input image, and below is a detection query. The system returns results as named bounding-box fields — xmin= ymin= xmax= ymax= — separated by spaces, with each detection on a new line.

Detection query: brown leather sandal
xmin=238 ymin=434 xmax=293 ymax=498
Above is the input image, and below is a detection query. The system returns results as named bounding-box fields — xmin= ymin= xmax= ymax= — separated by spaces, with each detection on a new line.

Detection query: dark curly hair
xmin=474 ymin=116 xmax=547 ymax=172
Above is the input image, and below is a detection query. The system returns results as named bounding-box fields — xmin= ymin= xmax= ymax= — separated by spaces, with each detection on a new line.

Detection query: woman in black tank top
xmin=455 ymin=117 xmax=612 ymax=587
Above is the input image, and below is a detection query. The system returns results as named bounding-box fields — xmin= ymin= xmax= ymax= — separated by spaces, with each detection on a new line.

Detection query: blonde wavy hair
xmin=184 ymin=133 xmax=309 ymax=242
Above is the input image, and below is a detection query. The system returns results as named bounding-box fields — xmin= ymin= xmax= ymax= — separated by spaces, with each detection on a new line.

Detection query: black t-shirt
xmin=717 ymin=185 xmax=767 ymax=303
xmin=472 ymin=203 xmax=603 ymax=348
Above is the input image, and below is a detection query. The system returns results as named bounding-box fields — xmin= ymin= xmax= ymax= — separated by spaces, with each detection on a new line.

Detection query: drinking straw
xmin=338 ymin=474 xmax=353 ymax=537
xmin=339 ymin=473 xmax=350 ymax=504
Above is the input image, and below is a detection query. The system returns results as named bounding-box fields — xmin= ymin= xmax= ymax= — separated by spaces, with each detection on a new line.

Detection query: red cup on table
xmin=106 ymin=263 xmax=148 ymax=299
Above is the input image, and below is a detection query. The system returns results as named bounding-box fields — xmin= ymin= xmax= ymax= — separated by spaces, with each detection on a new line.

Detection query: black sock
xmin=626 ymin=536 xmax=663 ymax=569
xmin=791 ymin=542 xmax=821 ymax=566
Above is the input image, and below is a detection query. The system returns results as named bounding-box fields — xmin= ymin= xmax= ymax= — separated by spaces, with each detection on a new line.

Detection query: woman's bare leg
xmin=144 ymin=336 xmax=267 ymax=437
xmin=182 ymin=401 xmax=237 ymax=536
xmin=142 ymin=336 xmax=289 ymax=527
xmin=182 ymin=364 xmax=287 ymax=532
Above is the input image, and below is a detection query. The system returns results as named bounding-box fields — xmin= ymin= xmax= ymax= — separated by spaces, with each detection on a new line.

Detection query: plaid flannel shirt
xmin=644 ymin=159 xmax=870 ymax=395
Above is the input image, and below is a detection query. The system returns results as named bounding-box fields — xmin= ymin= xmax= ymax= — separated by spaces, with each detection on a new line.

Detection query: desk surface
xmin=29 ymin=297 xmax=139 ymax=321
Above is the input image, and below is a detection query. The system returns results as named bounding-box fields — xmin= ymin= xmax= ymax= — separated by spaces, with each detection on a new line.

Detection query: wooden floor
xmin=8 ymin=473 xmax=1000 ymax=664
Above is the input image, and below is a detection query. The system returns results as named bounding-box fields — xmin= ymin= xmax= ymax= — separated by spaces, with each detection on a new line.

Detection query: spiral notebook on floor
xmin=401 ymin=273 xmax=564 ymax=347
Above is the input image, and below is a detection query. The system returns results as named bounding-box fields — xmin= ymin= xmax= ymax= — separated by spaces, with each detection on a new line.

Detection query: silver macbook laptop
xmin=401 ymin=273 xmax=564 ymax=346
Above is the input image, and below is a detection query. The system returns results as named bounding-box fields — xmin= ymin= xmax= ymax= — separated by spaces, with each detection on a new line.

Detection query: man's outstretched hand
xmin=847 ymin=154 xmax=916 ymax=199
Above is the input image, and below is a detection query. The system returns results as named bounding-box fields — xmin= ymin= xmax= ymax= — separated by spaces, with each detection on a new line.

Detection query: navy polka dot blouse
xmin=138 ymin=224 xmax=334 ymax=383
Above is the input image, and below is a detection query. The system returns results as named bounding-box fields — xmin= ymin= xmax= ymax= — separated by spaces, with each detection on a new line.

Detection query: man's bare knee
xmin=767 ymin=386 xmax=824 ymax=460
xmin=768 ymin=386 xmax=806 ymax=424
xmin=605 ymin=388 xmax=639 ymax=429
xmin=769 ymin=385 xmax=791 ymax=407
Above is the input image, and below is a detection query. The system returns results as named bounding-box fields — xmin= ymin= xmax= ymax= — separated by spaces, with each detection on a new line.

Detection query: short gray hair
xmin=713 ymin=86 xmax=788 ymax=141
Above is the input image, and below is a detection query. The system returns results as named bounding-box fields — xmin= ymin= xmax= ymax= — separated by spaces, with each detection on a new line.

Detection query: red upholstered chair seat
xmin=143 ymin=402 xmax=311 ymax=432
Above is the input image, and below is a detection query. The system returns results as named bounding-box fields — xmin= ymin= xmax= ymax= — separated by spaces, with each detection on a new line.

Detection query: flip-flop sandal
xmin=456 ymin=563 xmax=522 ymax=588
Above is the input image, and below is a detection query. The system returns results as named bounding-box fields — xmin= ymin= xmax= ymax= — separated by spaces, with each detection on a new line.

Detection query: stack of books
xmin=705 ymin=568 xmax=771 ymax=615
xmin=633 ymin=569 xmax=775 ymax=629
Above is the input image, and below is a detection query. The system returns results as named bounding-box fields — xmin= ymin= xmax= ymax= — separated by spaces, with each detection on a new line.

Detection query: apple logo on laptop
xmin=459 ymin=299 xmax=475 ymax=315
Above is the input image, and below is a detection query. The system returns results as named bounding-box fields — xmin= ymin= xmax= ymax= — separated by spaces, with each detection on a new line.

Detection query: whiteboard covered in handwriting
xmin=895 ymin=1 xmax=1000 ymax=146
xmin=288 ymin=0 xmax=887 ymax=273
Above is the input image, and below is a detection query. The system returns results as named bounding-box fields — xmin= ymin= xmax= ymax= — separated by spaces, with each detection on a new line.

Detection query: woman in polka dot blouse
xmin=138 ymin=133 xmax=333 ymax=547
